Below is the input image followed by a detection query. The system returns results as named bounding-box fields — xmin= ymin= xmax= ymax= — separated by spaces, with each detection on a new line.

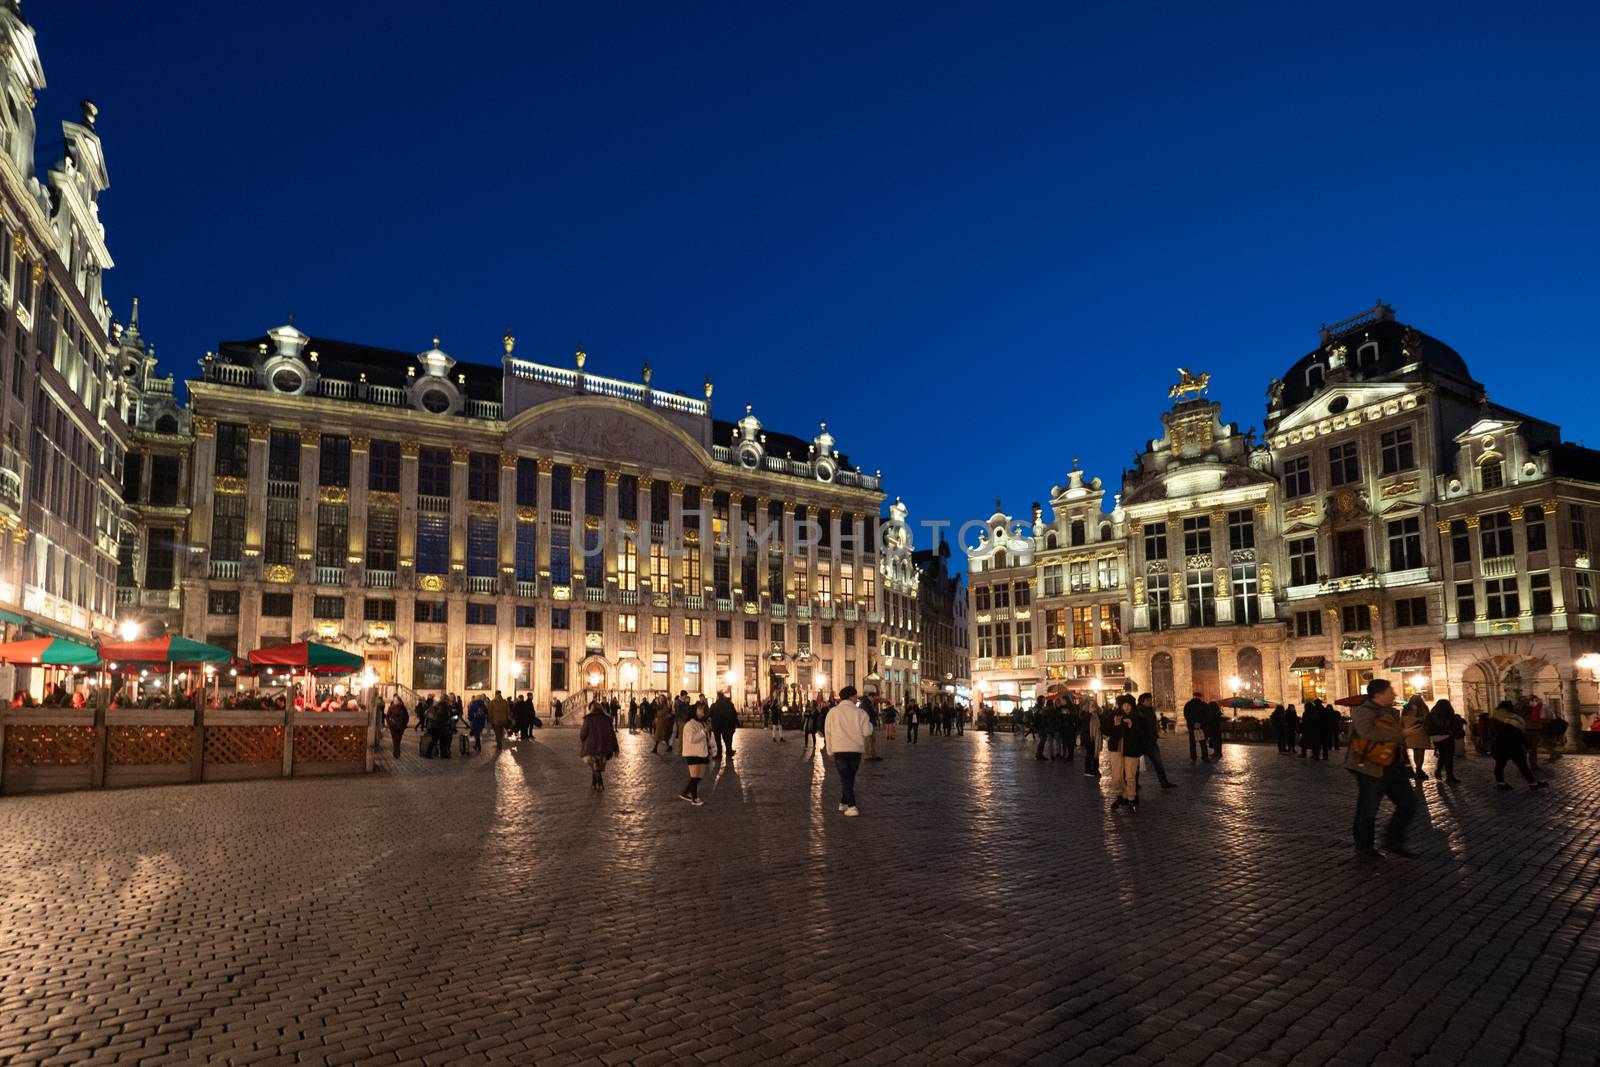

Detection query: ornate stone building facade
xmin=963 ymin=303 xmax=1600 ymax=733
xmin=965 ymin=504 xmax=1039 ymax=712
xmin=913 ymin=533 xmax=968 ymax=705
xmin=114 ymin=322 xmax=890 ymax=709
xmin=0 ymin=4 xmax=130 ymax=678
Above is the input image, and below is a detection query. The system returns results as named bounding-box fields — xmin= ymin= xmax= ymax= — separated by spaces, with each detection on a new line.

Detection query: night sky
xmin=35 ymin=2 xmax=1600 ymax=566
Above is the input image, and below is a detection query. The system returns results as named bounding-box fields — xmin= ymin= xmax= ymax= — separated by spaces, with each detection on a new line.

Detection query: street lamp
xmin=1227 ymin=674 xmax=1242 ymax=694
xmin=118 ymin=619 xmax=142 ymax=642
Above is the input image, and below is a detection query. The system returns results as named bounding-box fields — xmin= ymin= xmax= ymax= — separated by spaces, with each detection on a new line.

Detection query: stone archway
xmin=577 ymin=655 xmax=611 ymax=692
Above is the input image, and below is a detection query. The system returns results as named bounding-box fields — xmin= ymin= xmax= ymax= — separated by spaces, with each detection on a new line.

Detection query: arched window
xmin=994 ymin=550 xmax=1007 ymax=570
xmin=1305 ymin=363 xmax=1325 ymax=390
xmin=1099 ymin=522 xmax=1113 ymax=541
xmin=1356 ymin=341 xmax=1379 ymax=368
xmin=1045 ymin=531 xmax=1057 ymax=549
xmin=1070 ymin=520 xmax=1086 ymax=546
xmin=1237 ymin=647 xmax=1264 ymax=696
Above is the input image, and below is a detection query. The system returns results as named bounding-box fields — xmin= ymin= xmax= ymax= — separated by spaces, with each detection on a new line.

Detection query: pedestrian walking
xmin=1136 ymin=693 xmax=1175 ymax=788
xmin=1204 ymin=700 xmax=1223 ymax=759
xmin=678 ymin=703 xmax=712 ymax=806
xmin=863 ymin=694 xmax=882 ymax=762
xmin=1345 ymin=679 xmax=1421 ymax=858
xmin=1424 ymin=698 xmax=1464 ymax=784
xmin=1183 ymin=692 xmax=1207 ymax=761
xmin=1108 ymin=695 xmax=1147 ymax=812
xmin=883 ymin=702 xmax=897 ymax=741
xmin=823 ymin=686 xmax=872 ymax=816
xmin=1401 ymin=694 xmax=1430 ymax=782
xmin=653 ymin=698 xmax=675 ymax=754
xmin=710 ymin=689 xmax=740 ymax=759
xmin=906 ymin=703 xmax=920 ymax=744
xmin=1490 ymin=701 xmax=1547 ymax=790
xmin=802 ymin=700 xmax=821 ymax=752
xmin=384 ymin=695 xmax=408 ymax=757
xmin=489 ymin=689 xmax=511 ymax=751
xmin=1081 ymin=697 xmax=1102 ymax=778
xmin=580 ymin=700 xmax=619 ymax=792
xmin=627 ymin=698 xmax=639 ymax=735
xmin=467 ymin=695 xmax=489 ymax=753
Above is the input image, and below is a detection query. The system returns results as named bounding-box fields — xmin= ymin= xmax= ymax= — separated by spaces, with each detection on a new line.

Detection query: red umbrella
xmin=248 ymin=641 xmax=364 ymax=675
xmin=1334 ymin=695 xmax=1365 ymax=707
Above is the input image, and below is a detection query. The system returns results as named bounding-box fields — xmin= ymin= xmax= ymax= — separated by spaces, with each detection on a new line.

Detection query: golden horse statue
xmin=1169 ymin=368 xmax=1210 ymax=399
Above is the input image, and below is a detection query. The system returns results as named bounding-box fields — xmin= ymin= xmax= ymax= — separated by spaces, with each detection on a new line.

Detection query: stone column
xmin=449 ymin=446 xmax=469 ymax=582
xmin=668 ymin=480 xmax=685 ymax=599
xmin=728 ymin=492 xmax=743 ymax=605
xmin=244 ymin=423 xmax=271 ymax=571
xmin=398 ymin=441 xmax=419 ymax=587
xmin=571 ymin=464 xmax=589 ymax=594
xmin=348 ymin=436 xmax=371 ymax=579
xmin=603 ymin=468 xmax=621 ymax=602
xmin=498 ymin=452 xmax=518 ymax=584
xmin=536 ymin=458 xmax=553 ymax=587
xmin=297 ymin=430 xmax=320 ymax=579
xmin=699 ymin=483 xmax=716 ymax=603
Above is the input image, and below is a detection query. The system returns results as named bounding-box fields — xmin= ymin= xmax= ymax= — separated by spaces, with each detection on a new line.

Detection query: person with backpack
xmin=1424 ymin=698 xmax=1464 ymax=785
xmin=1490 ymin=701 xmax=1547 ymax=791
xmin=1345 ymin=679 xmax=1421 ymax=858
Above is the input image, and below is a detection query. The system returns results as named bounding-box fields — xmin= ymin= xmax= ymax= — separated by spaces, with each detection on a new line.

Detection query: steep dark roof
xmin=1277 ymin=318 xmax=1477 ymax=413
xmin=217 ymin=335 xmax=505 ymax=404
xmin=1552 ymin=442 xmax=1600 ymax=484
xmin=711 ymin=420 xmax=857 ymax=473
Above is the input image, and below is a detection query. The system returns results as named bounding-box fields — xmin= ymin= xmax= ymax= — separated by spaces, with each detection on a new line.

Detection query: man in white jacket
xmin=823 ymin=686 xmax=873 ymax=817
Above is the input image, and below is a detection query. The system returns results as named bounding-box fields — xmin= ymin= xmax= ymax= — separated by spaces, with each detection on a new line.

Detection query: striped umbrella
xmin=0 ymin=637 xmax=101 ymax=667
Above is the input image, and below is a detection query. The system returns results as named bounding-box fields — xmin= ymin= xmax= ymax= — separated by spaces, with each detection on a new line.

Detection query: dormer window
xmin=1356 ymin=341 xmax=1379 ymax=368
xmin=1480 ymin=459 xmax=1504 ymax=490
xmin=1070 ymin=520 xmax=1086 ymax=546
xmin=1045 ymin=531 xmax=1057 ymax=549
xmin=1305 ymin=363 xmax=1325 ymax=390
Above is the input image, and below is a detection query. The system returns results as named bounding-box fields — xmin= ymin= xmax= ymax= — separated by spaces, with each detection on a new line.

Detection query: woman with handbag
xmin=1423 ymin=699 xmax=1464 ymax=784
xmin=678 ymin=703 xmax=712 ymax=806
xmin=1401 ymin=695 xmax=1431 ymax=782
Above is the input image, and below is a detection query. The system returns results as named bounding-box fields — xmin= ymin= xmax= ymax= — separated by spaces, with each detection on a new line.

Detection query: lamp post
xmin=118 ymin=619 xmax=142 ymax=643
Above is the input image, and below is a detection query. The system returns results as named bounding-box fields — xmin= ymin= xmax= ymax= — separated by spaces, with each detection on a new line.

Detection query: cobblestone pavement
xmin=1 ymin=728 xmax=1597 ymax=1067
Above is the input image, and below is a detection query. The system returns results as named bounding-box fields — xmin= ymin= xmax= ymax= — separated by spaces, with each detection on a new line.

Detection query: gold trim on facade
xmin=214 ymin=476 xmax=246 ymax=495
xmin=319 ymin=486 xmax=349 ymax=504
xmin=264 ymin=565 xmax=294 ymax=583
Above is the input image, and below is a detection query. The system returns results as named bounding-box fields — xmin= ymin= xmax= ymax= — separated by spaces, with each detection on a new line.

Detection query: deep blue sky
xmin=35 ymin=2 xmax=1600 ymax=565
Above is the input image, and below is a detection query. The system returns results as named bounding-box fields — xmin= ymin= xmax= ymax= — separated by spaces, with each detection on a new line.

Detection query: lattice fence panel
xmin=107 ymin=726 xmax=193 ymax=765
xmin=4 ymin=725 xmax=96 ymax=766
xmin=294 ymin=724 xmax=366 ymax=763
xmin=204 ymin=725 xmax=284 ymax=765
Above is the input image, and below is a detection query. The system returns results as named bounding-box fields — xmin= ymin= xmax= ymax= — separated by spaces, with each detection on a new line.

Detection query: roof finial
xmin=995 ymin=496 xmax=1002 ymax=513
xmin=432 ymin=336 xmax=440 ymax=348
xmin=642 ymin=359 xmax=651 ymax=384
xmin=503 ymin=327 xmax=515 ymax=356
xmin=287 ymin=310 xmax=295 ymax=326
xmin=129 ymin=296 xmax=139 ymax=328
xmin=80 ymin=99 xmax=98 ymax=128
xmin=1072 ymin=456 xmax=1080 ymax=470
xmin=704 ymin=373 xmax=713 ymax=399
xmin=575 ymin=344 xmax=586 ymax=369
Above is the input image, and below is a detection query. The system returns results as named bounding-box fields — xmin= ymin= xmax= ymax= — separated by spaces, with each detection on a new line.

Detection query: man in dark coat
xmin=709 ymin=690 xmax=740 ymax=762
xmin=1183 ymin=693 xmax=1208 ymax=761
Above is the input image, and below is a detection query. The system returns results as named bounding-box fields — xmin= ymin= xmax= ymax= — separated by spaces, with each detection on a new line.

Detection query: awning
xmin=1386 ymin=648 xmax=1433 ymax=670
xmin=1289 ymin=656 xmax=1326 ymax=672
xmin=767 ymin=663 xmax=789 ymax=676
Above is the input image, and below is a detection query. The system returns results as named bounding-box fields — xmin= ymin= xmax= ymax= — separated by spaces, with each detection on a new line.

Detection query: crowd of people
xmin=376 ymin=678 xmax=1570 ymax=845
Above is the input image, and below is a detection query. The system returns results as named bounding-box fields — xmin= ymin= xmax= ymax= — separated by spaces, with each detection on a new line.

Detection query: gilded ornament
xmin=368 ymin=491 xmax=400 ymax=509
xmin=1168 ymin=368 xmax=1211 ymax=400
xmin=571 ymin=464 xmax=589 ymax=479
xmin=399 ymin=441 xmax=420 ymax=459
xmin=604 ymin=469 xmax=622 ymax=485
xmin=536 ymin=457 xmax=554 ymax=473
xmin=248 ymin=423 xmax=272 ymax=443
xmin=1380 ymin=478 xmax=1420 ymax=499
xmin=670 ymin=480 xmax=686 ymax=494
xmin=450 ymin=446 xmax=470 ymax=463
xmin=419 ymin=574 xmax=445 ymax=592
xmin=1508 ymin=504 xmax=1525 ymax=520
xmin=1465 ymin=515 xmax=1481 ymax=529
xmin=264 ymin=564 xmax=294 ymax=584
xmin=319 ymin=486 xmax=349 ymax=504
xmin=192 ymin=415 xmax=217 ymax=437
xmin=469 ymin=500 xmax=499 ymax=519
xmin=300 ymin=429 xmax=321 ymax=446
xmin=1436 ymin=520 xmax=1451 ymax=533
xmin=515 ymin=506 xmax=538 ymax=523
xmin=500 ymin=451 xmax=519 ymax=469
xmin=215 ymin=475 xmax=247 ymax=495
xmin=1259 ymin=563 xmax=1274 ymax=596
xmin=350 ymin=435 xmax=370 ymax=452
xmin=640 ymin=476 xmax=655 ymax=490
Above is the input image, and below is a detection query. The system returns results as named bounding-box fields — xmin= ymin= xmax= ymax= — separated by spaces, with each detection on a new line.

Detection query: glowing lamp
xmin=119 ymin=620 xmax=142 ymax=642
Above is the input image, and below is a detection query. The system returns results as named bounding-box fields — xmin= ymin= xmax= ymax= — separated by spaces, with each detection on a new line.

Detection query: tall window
xmin=1328 ymin=442 xmax=1360 ymax=487
xmin=1341 ymin=604 xmax=1371 ymax=632
xmin=1379 ymin=427 xmax=1416 ymax=474
xmin=367 ymin=510 xmax=397 ymax=571
xmin=267 ymin=429 xmax=300 ymax=481
xmin=550 ymin=526 xmax=571 ymax=585
xmin=993 ymin=581 xmax=1010 ymax=609
xmin=1143 ymin=522 xmax=1167 ymax=561
xmin=975 ymin=624 xmax=993 ymax=659
xmin=468 ymin=452 xmax=499 ymax=501
xmin=1097 ymin=558 xmax=1121 ymax=589
xmin=1282 ymin=456 xmax=1311 ymax=498
xmin=515 ymin=521 xmax=537 ymax=582
xmin=1387 ymin=516 xmax=1423 ymax=570
xmin=974 ymin=585 xmax=990 ymax=612
xmin=1182 ymin=516 xmax=1211 ymax=557
xmin=417 ymin=447 xmax=451 ymax=497
xmin=1147 ymin=574 xmax=1170 ymax=632
xmin=417 ymin=514 xmax=448 ymax=575
xmin=467 ymin=518 xmax=497 ymax=577
xmin=1456 ymin=581 xmax=1476 ymax=622
xmin=1525 ymin=505 xmax=1546 ymax=552
xmin=550 ymin=464 xmax=572 ymax=511
xmin=315 ymin=504 xmax=348 ymax=568
xmin=583 ymin=527 xmax=605 ymax=587
xmin=215 ymin=422 xmax=249 ymax=478
xmin=1451 ymin=520 xmax=1471 ymax=562
xmin=145 ymin=529 xmax=177 ymax=589
xmin=1530 ymin=573 xmax=1552 ymax=615
xmin=211 ymin=494 xmax=245 ymax=561
xmin=319 ymin=435 xmax=351 ymax=487
xmin=1294 ymin=610 xmax=1322 ymax=638
xmin=620 ymin=539 xmax=638 ymax=593
xmin=465 ymin=645 xmax=491 ymax=690
xmin=413 ymin=645 xmax=446 ymax=690
xmin=516 ymin=458 xmax=538 ymax=507
xmin=1480 ymin=461 xmax=1504 ymax=490
xmin=1099 ymin=604 xmax=1122 ymax=645
xmin=1045 ymin=608 xmax=1066 ymax=649
xmin=369 ymin=439 xmax=401 ymax=492
xmin=1479 ymin=511 xmax=1513 ymax=559
xmin=265 ymin=499 xmax=297 ymax=566
xmin=1071 ymin=606 xmax=1094 ymax=647
xmin=1334 ymin=529 xmax=1367 ymax=577
xmin=1231 ymin=564 xmax=1259 ymax=624
xmin=1013 ymin=623 xmax=1032 ymax=657
xmin=1013 ymin=580 xmax=1031 ymax=608
xmin=584 ymin=469 xmax=605 ymax=515
xmin=1577 ymin=573 xmax=1597 ymax=614
xmin=1485 ymin=577 xmax=1519 ymax=619
xmin=1571 ymin=506 xmax=1589 ymax=553
xmin=1187 ymin=569 xmax=1216 ymax=626
xmin=1227 ymin=509 xmax=1255 ymax=551
xmin=1042 ymin=564 xmax=1063 ymax=597
xmin=1395 ymin=597 xmax=1428 ymax=628
xmin=651 ymin=543 xmax=669 ymax=590
xmin=1288 ymin=536 xmax=1318 ymax=586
